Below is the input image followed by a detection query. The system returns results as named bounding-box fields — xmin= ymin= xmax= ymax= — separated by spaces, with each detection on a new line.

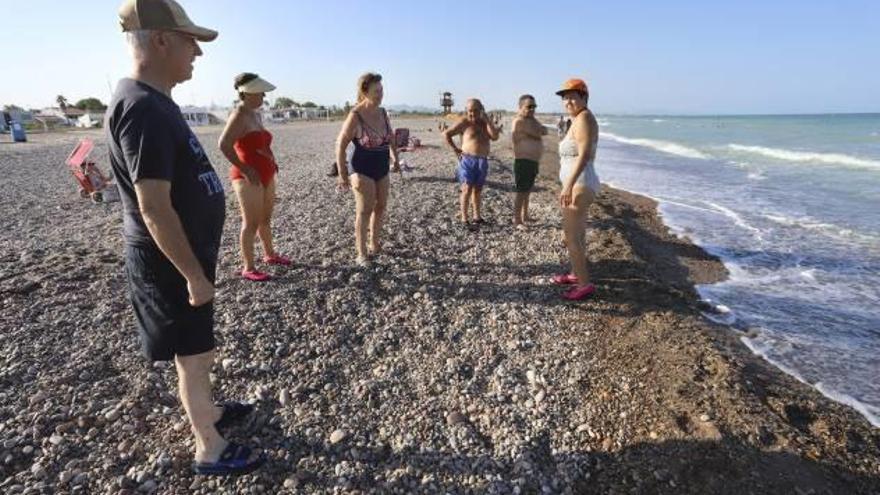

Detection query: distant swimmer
xmin=552 ymin=78 xmax=601 ymax=301
xmin=443 ymin=98 xmax=500 ymax=229
xmin=511 ymin=94 xmax=547 ymax=229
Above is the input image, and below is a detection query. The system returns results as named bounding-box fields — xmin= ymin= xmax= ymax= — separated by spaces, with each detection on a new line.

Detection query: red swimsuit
xmin=231 ymin=130 xmax=277 ymax=186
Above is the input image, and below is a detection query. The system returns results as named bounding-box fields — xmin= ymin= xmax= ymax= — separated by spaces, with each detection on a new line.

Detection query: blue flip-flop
xmin=215 ymin=402 xmax=254 ymax=433
xmin=192 ymin=443 xmax=264 ymax=475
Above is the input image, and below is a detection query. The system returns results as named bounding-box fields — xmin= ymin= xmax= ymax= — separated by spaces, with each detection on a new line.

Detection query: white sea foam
xmin=742 ymin=333 xmax=880 ymax=428
xmin=747 ymin=170 xmax=767 ymax=180
xmin=761 ymin=213 xmax=879 ymax=245
xmin=703 ymin=201 xmax=763 ymax=237
xmin=602 ymin=132 xmax=709 ymax=159
xmin=814 ymin=383 xmax=880 ymax=427
xmin=728 ymin=144 xmax=880 ymax=169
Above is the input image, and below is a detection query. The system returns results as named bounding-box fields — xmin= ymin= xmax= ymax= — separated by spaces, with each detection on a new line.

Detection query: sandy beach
xmin=0 ymin=119 xmax=878 ymax=493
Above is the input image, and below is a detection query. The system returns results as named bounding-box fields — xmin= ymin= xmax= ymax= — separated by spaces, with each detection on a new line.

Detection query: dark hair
xmin=234 ymin=72 xmax=259 ymax=101
xmin=518 ymin=94 xmax=536 ymax=107
xmin=357 ymin=72 xmax=383 ymax=103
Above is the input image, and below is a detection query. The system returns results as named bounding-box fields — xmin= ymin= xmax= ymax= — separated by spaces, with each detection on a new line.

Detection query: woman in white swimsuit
xmin=553 ymin=78 xmax=601 ymax=301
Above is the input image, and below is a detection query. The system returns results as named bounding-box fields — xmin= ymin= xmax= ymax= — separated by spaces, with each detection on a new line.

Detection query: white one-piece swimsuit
xmin=558 ymin=132 xmax=600 ymax=193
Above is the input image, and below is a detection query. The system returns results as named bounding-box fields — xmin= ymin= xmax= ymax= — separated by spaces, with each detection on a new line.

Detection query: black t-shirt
xmin=105 ymin=79 xmax=225 ymax=264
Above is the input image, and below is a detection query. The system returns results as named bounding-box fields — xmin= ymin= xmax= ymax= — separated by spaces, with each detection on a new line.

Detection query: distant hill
xmin=387 ymin=104 xmax=438 ymax=114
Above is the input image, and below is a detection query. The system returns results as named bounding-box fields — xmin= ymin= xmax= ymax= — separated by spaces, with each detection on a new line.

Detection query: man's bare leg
xmin=473 ymin=186 xmax=483 ymax=221
xmin=175 ymin=351 xmax=226 ymax=463
xmin=459 ymin=184 xmax=471 ymax=223
xmin=513 ymin=192 xmax=525 ymax=225
xmin=523 ymin=192 xmax=533 ymax=222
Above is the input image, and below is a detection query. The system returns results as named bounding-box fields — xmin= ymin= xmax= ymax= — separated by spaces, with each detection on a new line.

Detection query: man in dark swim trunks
xmin=443 ymin=98 xmax=500 ymax=228
xmin=106 ymin=0 xmax=262 ymax=475
xmin=512 ymin=94 xmax=547 ymax=228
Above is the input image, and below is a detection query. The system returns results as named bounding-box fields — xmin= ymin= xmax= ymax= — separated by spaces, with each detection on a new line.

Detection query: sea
xmin=592 ymin=114 xmax=880 ymax=427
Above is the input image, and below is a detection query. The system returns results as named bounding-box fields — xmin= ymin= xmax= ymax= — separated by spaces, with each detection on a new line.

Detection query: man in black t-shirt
xmin=106 ymin=0 xmax=262 ymax=475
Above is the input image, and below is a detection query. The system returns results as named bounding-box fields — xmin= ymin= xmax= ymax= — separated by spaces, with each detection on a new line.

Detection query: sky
xmin=1 ymin=0 xmax=878 ymax=115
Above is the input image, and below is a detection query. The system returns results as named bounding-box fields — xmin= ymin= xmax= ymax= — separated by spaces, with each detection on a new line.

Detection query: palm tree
xmin=56 ymin=95 xmax=69 ymax=111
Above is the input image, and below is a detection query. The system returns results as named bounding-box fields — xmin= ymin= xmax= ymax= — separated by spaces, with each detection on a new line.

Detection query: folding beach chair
xmin=393 ymin=128 xmax=421 ymax=152
xmin=65 ymin=139 xmax=118 ymax=203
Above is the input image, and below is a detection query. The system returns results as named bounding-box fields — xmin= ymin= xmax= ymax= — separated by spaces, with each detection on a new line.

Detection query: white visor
xmin=236 ymin=77 xmax=276 ymax=94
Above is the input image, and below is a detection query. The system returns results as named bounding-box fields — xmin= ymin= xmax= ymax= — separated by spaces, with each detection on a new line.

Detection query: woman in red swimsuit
xmin=219 ymin=73 xmax=290 ymax=281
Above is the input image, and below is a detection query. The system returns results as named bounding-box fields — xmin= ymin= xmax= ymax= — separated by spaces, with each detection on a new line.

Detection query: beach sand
xmin=0 ymin=120 xmax=877 ymax=493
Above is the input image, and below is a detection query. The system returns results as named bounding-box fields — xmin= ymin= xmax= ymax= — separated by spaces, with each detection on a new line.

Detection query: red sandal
xmin=561 ymin=284 xmax=596 ymax=301
xmin=263 ymin=254 xmax=291 ymax=266
xmin=552 ymin=273 xmax=578 ymax=285
xmin=241 ymin=269 xmax=271 ymax=282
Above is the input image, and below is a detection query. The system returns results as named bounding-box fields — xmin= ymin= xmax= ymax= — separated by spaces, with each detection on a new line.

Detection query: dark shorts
xmin=125 ymin=244 xmax=216 ymax=362
xmin=457 ymin=154 xmax=489 ymax=187
xmin=513 ymin=159 xmax=539 ymax=192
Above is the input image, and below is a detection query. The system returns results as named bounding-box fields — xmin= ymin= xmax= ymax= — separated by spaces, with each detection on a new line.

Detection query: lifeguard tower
xmin=440 ymin=92 xmax=454 ymax=115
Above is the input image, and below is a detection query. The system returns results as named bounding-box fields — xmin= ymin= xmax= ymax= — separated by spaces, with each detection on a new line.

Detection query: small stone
xmin=155 ymin=452 xmax=172 ymax=468
xmin=48 ymin=435 xmax=64 ymax=446
xmin=72 ymin=472 xmax=88 ymax=486
xmin=105 ymin=410 xmax=121 ymax=422
xmin=30 ymin=463 xmax=47 ymax=479
xmin=329 ymin=429 xmax=348 ymax=444
xmin=22 ymin=445 xmax=34 ymax=455
xmin=446 ymin=412 xmax=467 ymax=425
xmin=59 ymin=470 xmax=75 ymax=484
xmin=602 ymin=438 xmax=614 ymax=450
xmin=138 ymin=479 xmax=158 ymax=493
xmin=526 ymin=370 xmax=537 ymax=384
xmin=221 ymin=358 xmax=235 ymax=370
xmin=283 ymin=477 xmax=298 ymax=489
xmin=118 ymin=476 xmax=136 ymax=489
xmin=699 ymin=413 xmax=711 ymax=422
xmin=279 ymin=389 xmax=290 ymax=406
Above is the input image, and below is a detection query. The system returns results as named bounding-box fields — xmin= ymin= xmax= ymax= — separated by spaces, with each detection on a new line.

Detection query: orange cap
xmin=555 ymin=78 xmax=589 ymax=96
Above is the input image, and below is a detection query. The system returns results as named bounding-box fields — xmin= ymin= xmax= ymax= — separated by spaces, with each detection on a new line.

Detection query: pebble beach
xmin=0 ymin=119 xmax=878 ymax=494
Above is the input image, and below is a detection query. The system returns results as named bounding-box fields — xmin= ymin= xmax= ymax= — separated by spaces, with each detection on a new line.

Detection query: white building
xmin=180 ymin=106 xmax=211 ymax=126
xmin=76 ymin=113 xmax=104 ymax=128
xmin=268 ymin=106 xmax=329 ymax=122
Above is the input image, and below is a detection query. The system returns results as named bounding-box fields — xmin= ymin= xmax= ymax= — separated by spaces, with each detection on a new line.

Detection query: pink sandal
xmin=263 ymin=254 xmax=292 ymax=266
xmin=552 ymin=273 xmax=578 ymax=285
xmin=241 ymin=269 xmax=271 ymax=282
xmin=561 ymin=284 xmax=596 ymax=301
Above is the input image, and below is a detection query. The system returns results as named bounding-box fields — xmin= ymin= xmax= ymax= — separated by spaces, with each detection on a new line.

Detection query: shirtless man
xmin=511 ymin=94 xmax=547 ymax=228
xmin=443 ymin=98 xmax=500 ymax=228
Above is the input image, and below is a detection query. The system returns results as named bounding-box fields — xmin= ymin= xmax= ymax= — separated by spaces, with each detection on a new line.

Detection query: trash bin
xmin=10 ymin=120 xmax=27 ymax=143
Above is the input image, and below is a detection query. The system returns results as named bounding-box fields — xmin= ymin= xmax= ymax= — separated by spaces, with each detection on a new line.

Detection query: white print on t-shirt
xmin=188 ymin=135 xmax=205 ymax=160
xmin=198 ymin=171 xmax=224 ymax=195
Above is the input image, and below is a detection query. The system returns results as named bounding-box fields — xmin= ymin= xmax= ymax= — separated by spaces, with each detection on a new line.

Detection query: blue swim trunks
xmin=457 ymin=154 xmax=489 ymax=187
